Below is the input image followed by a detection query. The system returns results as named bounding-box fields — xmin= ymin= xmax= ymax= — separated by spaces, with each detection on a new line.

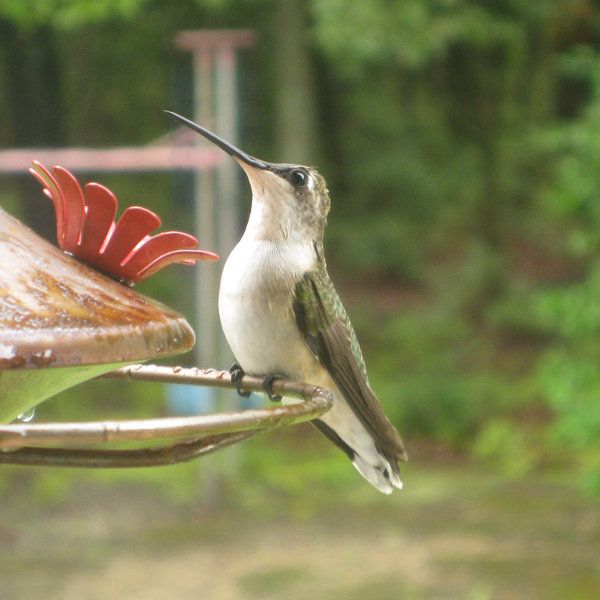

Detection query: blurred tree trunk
xmin=474 ymin=47 xmax=503 ymax=253
xmin=0 ymin=20 xmax=64 ymax=239
xmin=274 ymin=0 xmax=319 ymax=164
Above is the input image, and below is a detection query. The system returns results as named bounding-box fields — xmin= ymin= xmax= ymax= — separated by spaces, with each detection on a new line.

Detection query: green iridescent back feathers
xmin=294 ymin=264 xmax=368 ymax=383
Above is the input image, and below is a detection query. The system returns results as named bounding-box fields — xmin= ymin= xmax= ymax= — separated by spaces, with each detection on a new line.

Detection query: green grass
xmin=2 ymin=385 xmax=599 ymax=600
xmin=1 ymin=452 xmax=599 ymax=600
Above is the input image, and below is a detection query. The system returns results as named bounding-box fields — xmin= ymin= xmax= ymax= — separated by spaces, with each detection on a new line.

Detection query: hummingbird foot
xmin=229 ymin=363 xmax=251 ymax=398
xmin=261 ymin=374 xmax=285 ymax=403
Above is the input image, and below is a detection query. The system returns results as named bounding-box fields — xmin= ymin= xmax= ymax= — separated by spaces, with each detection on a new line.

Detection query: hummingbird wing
xmin=293 ymin=268 xmax=407 ymax=469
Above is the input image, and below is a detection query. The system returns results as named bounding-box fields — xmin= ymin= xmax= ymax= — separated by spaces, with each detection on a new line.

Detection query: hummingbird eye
xmin=288 ymin=168 xmax=309 ymax=188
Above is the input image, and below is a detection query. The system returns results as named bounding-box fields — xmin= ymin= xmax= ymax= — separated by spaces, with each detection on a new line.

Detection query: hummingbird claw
xmin=262 ymin=374 xmax=285 ymax=403
xmin=229 ymin=363 xmax=251 ymax=398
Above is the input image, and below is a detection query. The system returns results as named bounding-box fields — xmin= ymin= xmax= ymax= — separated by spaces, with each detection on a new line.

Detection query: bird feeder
xmin=0 ymin=203 xmax=200 ymax=422
xmin=0 ymin=165 xmax=332 ymax=467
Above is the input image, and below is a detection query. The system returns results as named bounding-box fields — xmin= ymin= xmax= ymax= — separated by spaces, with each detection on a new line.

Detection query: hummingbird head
xmin=166 ymin=111 xmax=330 ymax=245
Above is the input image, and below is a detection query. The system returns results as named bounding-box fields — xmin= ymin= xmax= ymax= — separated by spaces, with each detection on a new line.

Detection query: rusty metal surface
xmin=0 ymin=206 xmax=195 ymax=371
xmin=0 ymin=431 xmax=259 ymax=468
xmin=0 ymin=366 xmax=334 ymax=468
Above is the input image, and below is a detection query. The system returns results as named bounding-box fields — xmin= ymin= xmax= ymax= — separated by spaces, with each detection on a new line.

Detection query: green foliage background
xmin=2 ymin=0 xmax=600 ymax=494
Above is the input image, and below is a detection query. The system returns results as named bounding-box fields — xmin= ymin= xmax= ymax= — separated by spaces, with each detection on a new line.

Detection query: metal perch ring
xmin=0 ymin=364 xmax=333 ymax=468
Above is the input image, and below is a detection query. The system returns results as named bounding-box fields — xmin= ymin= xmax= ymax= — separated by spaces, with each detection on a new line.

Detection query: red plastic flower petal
xmin=29 ymin=161 xmax=218 ymax=284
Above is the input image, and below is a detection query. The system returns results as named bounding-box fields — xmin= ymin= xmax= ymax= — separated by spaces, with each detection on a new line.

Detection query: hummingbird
xmin=166 ymin=111 xmax=407 ymax=493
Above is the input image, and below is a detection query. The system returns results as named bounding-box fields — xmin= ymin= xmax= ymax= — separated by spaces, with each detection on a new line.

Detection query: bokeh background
xmin=1 ymin=1 xmax=600 ymax=598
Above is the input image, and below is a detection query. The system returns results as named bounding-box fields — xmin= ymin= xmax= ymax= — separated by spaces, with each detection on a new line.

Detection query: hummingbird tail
xmin=312 ymin=419 xmax=403 ymax=494
xmin=351 ymin=454 xmax=403 ymax=495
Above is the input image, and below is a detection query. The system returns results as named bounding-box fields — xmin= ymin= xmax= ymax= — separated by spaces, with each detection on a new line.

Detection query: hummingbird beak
xmin=164 ymin=111 xmax=270 ymax=171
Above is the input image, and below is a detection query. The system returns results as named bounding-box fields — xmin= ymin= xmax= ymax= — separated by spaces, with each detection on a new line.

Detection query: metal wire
xmin=0 ymin=364 xmax=333 ymax=468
